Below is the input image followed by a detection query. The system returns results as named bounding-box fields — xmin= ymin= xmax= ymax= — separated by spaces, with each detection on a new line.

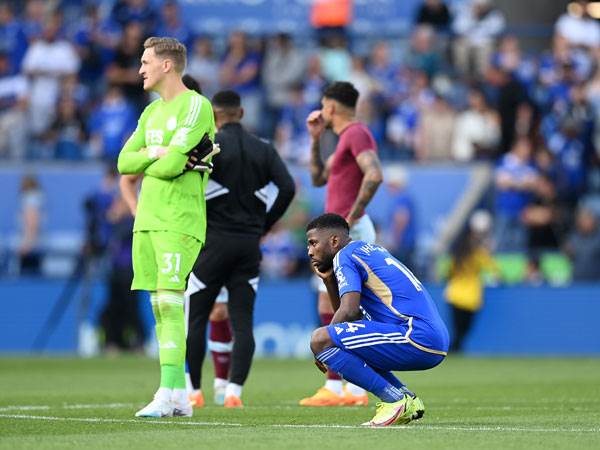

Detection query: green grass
xmin=0 ymin=356 xmax=599 ymax=449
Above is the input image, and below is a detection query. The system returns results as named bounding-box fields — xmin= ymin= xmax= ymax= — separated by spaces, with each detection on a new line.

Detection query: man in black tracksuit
xmin=185 ymin=90 xmax=295 ymax=406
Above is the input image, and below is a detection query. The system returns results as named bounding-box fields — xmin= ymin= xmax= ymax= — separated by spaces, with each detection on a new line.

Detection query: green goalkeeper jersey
xmin=117 ymin=90 xmax=215 ymax=242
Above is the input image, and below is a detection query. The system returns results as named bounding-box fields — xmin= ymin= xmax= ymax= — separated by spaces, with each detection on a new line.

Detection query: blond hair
xmin=143 ymin=37 xmax=187 ymax=73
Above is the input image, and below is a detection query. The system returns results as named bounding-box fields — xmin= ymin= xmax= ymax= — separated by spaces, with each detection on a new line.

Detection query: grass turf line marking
xmin=1 ymin=414 xmax=599 ymax=433
xmin=0 ymin=403 xmax=135 ymax=412
xmin=0 ymin=414 xmax=242 ymax=427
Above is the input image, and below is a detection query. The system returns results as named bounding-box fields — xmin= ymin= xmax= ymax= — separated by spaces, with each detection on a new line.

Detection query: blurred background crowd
xmin=1 ymin=0 xmax=600 ymax=300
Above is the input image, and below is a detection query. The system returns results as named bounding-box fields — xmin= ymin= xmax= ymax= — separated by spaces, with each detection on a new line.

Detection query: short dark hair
xmin=306 ymin=213 xmax=350 ymax=233
xmin=323 ymin=81 xmax=359 ymax=109
xmin=182 ymin=74 xmax=202 ymax=94
xmin=212 ymin=90 xmax=241 ymax=108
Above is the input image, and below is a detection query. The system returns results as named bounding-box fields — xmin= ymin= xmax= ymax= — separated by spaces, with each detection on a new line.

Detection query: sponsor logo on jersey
xmin=146 ymin=129 xmax=164 ymax=145
xmin=166 ymin=116 xmax=177 ymax=131
xmin=335 ymin=326 xmax=344 ymax=335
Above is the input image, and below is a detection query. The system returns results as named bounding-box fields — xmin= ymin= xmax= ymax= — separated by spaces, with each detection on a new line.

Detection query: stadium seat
xmin=540 ymin=253 xmax=572 ymax=286
xmin=494 ymin=253 xmax=528 ymax=285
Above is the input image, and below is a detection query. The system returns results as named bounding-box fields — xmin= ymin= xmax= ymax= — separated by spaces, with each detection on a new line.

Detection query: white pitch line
xmin=1 ymin=402 xmax=597 ymax=413
xmin=0 ymin=414 xmax=598 ymax=433
xmin=0 ymin=403 xmax=135 ymax=412
xmin=0 ymin=414 xmax=242 ymax=427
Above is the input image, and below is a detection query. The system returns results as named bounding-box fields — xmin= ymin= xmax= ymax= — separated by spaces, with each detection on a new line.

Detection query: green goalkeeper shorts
xmin=131 ymin=230 xmax=202 ymax=291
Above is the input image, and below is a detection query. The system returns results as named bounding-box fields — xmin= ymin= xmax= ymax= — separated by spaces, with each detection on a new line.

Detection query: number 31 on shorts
xmin=161 ymin=252 xmax=181 ymax=275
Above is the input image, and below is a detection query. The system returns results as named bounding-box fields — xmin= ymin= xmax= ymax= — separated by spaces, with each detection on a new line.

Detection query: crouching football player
xmin=306 ymin=213 xmax=449 ymax=427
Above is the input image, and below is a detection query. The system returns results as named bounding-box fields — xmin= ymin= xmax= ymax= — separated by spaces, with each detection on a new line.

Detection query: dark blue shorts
xmin=327 ymin=319 xmax=446 ymax=372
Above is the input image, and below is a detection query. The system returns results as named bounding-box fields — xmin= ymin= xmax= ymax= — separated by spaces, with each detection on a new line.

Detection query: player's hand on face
xmin=312 ymin=262 xmax=333 ymax=280
xmin=306 ymin=110 xmax=324 ymax=139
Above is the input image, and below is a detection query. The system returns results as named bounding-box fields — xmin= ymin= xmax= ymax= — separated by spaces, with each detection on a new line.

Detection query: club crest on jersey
xmin=166 ymin=116 xmax=177 ymax=131
xmin=335 ymin=267 xmax=348 ymax=289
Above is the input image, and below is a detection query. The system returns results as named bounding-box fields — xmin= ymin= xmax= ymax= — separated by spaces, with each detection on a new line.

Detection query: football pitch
xmin=0 ymin=356 xmax=599 ymax=449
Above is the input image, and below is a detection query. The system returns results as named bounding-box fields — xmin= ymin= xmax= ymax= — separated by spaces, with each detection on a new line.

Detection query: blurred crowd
xmin=3 ymin=0 xmax=600 ymax=283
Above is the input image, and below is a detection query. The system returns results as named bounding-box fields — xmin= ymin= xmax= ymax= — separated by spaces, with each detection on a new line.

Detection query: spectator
xmin=0 ymin=2 xmax=28 ymax=74
xmin=22 ymin=0 xmax=46 ymax=43
xmin=262 ymin=33 xmax=306 ymax=139
xmin=88 ymin=85 xmax=137 ymax=161
xmin=564 ymin=206 xmax=600 ymax=280
xmin=492 ymin=35 xmax=537 ymax=94
xmin=451 ymin=0 xmax=506 ymax=78
xmin=318 ymin=34 xmax=352 ymax=83
xmin=275 ymin=82 xmax=312 ymax=164
xmin=155 ymin=0 xmax=193 ymax=49
xmin=415 ymin=93 xmax=456 ymax=161
xmin=415 ymin=0 xmax=451 ymax=32
xmin=522 ymin=174 xmax=565 ymax=281
xmin=17 ymin=174 xmax=44 ymax=275
xmin=452 ymin=87 xmax=500 ymax=161
xmin=106 ymin=21 xmax=146 ymax=112
xmin=404 ymin=25 xmax=441 ymax=79
xmin=45 ymin=96 xmax=87 ymax=160
xmin=444 ymin=210 xmax=498 ymax=352
xmin=383 ymin=167 xmax=417 ymax=270
xmin=555 ymin=0 xmax=600 ymax=49
xmin=71 ymin=4 xmax=121 ymax=91
xmin=348 ymin=55 xmax=378 ymax=123
xmin=494 ymin=137 xmax=539 ymax=252
xmin=367 ymin=41 xmax=397 ymax=96
xmin=386 ymin=71 xmax=434 ymax=160
xmin=219 ymin=31 xmax=262 ymax=132
xmin=484 ymin=64 xmax=528 ymax=154
xmin=303 ymin=54 xmax=326 ymax=109
xmin=21 ymin=13 xmax=80 ymax=141
xmin=110 ymin=0 xmax=157 ymax=35
xmin=186 ymin=36 xmax=220 ymax=99
xmin=0 ymin=51 xmax=28 ymax=160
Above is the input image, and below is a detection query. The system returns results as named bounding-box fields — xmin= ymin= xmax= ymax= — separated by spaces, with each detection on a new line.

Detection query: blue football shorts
xmin=326 ymin=319 xmax=446 ymax=372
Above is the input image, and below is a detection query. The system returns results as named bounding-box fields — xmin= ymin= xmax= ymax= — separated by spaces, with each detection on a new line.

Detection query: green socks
xmin=154 ymin=291 xmax=186 ymax=389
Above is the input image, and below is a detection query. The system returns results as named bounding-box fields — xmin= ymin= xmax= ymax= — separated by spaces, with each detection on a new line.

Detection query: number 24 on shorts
xmin=161 ymin=252 xmax=181 ymax=275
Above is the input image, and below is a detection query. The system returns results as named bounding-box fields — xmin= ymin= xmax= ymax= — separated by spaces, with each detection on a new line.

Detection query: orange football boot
xmin=299 ymin=387 xmax=345 ymax=406
xmin=188 ymin=391 xmax=205 ymax=408
xmin=223 ymin=395 xmax=243 ymax=408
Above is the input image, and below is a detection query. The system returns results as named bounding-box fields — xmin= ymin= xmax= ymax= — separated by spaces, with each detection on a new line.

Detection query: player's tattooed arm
xmin=307 ymin=110 xmax=329 ymax=186
xmin=309 ymin=139 xmax=331 ymax=186
xmin=330 ymin=292 xmax=362 ymax=324
xmin=346 ymin=151 xmax=383 ymax=226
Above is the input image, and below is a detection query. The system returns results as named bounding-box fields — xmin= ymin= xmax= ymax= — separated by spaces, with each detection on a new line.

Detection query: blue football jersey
xmin=334 ymin=241 xmax=449 ymax=353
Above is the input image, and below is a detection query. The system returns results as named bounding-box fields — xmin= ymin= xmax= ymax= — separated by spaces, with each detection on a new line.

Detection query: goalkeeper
xmin=117 ymin=37 xmax=216 ymax=419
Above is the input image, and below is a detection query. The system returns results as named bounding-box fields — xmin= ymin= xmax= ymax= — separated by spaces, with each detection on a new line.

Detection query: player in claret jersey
xmin=117 ymin=37 xmax=216 ymax=418
xmin=306 ymin=213 xmax=449 ymax=427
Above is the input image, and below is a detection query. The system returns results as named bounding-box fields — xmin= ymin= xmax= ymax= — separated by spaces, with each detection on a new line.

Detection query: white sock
xmin=171 ymin=388 xmax=188 ymax=405
xmin=185 ymin=372 xmax=194 ymax=394
xmin=346 ymin=382 xmax=366 ymax=396
xmin=324 ymin=380 xmax=343 ymax=395
xmin=225 ymin=382 xmax=243 ymax=398
xmin=214 ymin=378 xmax=228 ymax=390
xmin=154 ymin=387 xmax=172 ymax=401
xmin=189 ymin=388 xmax=201 ymax=396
